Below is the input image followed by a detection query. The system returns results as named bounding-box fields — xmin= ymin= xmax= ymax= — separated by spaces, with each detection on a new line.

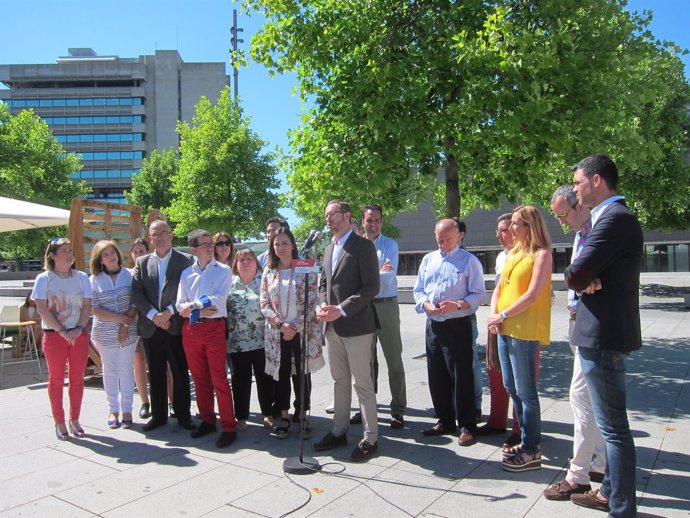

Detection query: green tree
xmin=246 ymin=0 xmax=690 ymax=230
xmin=0 ymin=104 xmax=88 ymax=259
xmin=125 ymin=147 xmax=179 ymax=212
xmin=166 ymin=87 xmax=281 ymax=238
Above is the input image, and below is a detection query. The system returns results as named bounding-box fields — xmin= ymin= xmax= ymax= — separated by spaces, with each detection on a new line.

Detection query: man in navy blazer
xmin=132 ymin=219 xmax=195 ymax=432
xmin=315 ymin=199 xmax=380 ymax=462
xmin=565 ymin=154 xmax=642 ymax=517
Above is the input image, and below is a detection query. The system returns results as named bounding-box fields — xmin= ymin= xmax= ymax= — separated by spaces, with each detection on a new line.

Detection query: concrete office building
xmin=0 ymin=48 xmax=228 ymax=203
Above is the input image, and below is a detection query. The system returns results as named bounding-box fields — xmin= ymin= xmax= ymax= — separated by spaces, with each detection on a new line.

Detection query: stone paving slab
xmin=0 ymin=286 xmax=687 ymax=517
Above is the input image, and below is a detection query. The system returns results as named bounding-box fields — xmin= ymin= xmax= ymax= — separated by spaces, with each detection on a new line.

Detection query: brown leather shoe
xmin=457 ymin=430 xmax=476 ymax=447
xmin=571 ymin=489 xmax=610 ymax=512
xmin=543 ymin=479 xmax=592 ymax=501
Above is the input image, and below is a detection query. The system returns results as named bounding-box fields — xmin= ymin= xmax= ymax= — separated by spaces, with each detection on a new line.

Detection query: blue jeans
xmin=579 ymin=348 xmax=636 ymax=518
xmin=471 ymin=316 xmax=482 ymax=410
xmin=498 ymin=335 xmax=540 ymax=453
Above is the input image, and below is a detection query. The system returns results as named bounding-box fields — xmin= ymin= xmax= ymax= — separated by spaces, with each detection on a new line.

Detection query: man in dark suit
xmin=132 ymin=219 xmax=195 ymax=431
xmin=565 ymin=154 xmax=642 ymax=517
xmin=315 ymin=200 xmax=380 ymax=461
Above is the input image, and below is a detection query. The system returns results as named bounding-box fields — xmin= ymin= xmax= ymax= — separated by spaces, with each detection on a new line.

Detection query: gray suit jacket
xmin=319 ymin=233 xmax=380 ymax=337
xmin=131 ymin=249 xmax=193 ymax=338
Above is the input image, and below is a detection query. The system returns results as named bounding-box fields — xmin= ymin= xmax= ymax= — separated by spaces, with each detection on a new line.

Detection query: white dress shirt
xmin=176 ymin=258 xmax=232 ymax=318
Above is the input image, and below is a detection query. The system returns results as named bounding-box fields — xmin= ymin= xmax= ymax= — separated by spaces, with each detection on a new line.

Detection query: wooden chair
xmin=0 ymin=305 xmax=43 ymax=386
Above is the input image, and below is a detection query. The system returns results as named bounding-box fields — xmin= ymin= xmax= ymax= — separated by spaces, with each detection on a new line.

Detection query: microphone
xmin=300 ymin=230 xmax=322 ymax=255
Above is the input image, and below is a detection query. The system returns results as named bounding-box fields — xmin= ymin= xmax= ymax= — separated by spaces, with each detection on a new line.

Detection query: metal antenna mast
xmin=230 ymin=8 xmax=244 ymax=99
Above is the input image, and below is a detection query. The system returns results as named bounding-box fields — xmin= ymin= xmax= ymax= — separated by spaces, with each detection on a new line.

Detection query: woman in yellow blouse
xmin=487 ymin=205 xmax=552 ymax=472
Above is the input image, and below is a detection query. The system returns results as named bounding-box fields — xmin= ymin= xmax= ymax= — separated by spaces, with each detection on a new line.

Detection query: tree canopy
xmin=126 ymin=147 xmax=179 ymax=214
xmin=0 ymin=104 xmax=88 ymax=259
xmin=165 ymin=87 xmax=281 ymax=238
xmin=245 ymin=0 xmax=690 ymax=231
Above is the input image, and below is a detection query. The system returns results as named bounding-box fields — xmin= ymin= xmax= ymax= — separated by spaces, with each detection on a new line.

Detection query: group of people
xmin=413 ymin=153 xmax=640 ymax=517
xmin=30 ymin=152 xmax=641 ymax=517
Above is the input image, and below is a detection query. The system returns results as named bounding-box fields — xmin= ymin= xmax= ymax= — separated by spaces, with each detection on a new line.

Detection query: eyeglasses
xmin=325 ymin=210 xmax=343 ymax=219
xmin=214 ymin=240 xmax=232 ymax=247
xmin=193 ymin=242 xmax=214 ymax=249
xmin=554 ymin=203 xmax=578 ymax=220
xmin=150 ymin=230 xmax=171 ymax=238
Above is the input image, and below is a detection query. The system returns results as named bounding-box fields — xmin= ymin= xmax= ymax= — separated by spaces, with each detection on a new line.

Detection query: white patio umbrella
xmin=0 ymin=196 xmax=70 ymax=232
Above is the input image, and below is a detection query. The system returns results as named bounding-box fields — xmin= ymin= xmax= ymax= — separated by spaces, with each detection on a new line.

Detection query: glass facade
xmin=5 ymin=98 xmax=142 ymax=108
xmin=78 ymin=151 xmax=143 ymax=160
xmin=70 ymin=169 xmax=140 ymax=180
xmin=43 ymin=115 xmax=143 ymax=125
xmin=56 ymin=133 xmax=143 ymax=143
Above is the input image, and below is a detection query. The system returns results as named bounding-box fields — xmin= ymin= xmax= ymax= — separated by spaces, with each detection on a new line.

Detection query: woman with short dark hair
xmin=31 ymin=238 xmax=92 ymax=440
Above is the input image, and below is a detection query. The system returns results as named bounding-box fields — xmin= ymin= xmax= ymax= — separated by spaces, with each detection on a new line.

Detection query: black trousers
xmin=230 ymin=348 xmax=274 ymax=420
xmin=426 ymin=316 xmax=476 ymax=432
xmin=276 ymin=334 xmax=311 ymax=414
xmin=143 ymin=327 xmax=191 ymax=423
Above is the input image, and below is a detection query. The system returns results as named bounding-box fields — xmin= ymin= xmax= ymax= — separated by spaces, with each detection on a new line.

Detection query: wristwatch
xmin=500 ymin=310 xmax=509 ymax=321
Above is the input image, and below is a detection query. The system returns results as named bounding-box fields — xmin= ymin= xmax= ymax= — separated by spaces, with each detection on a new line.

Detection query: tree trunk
xmin=443 ymin=136 xmax=460 ymax=218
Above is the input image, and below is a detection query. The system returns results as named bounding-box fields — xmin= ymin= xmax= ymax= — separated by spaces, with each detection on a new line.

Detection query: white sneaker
xmin=325 ymin=402 xmax=335 ymax=414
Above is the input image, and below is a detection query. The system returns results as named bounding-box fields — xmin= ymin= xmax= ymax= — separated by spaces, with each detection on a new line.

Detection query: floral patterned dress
xmin=260 ymin=267 xmax=324 ymax=381
xmin=227 ymin=273 xmax=265 ymax=353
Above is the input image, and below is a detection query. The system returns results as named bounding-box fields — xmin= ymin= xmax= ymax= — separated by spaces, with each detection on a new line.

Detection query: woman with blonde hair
xmin=31 ymin=238 xmax=92 ymax=439
xmin=90 ymin=240 xmax=139 ymax=429
xmin=487 ymin=205 xmax=552 ymax=472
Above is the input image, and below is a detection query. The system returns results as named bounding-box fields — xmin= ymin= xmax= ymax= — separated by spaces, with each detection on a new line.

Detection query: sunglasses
xmin=214 ymin=240 xmax=232 ymax=247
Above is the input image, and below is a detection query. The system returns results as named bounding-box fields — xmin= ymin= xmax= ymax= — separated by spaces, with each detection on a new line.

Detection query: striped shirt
xmin=90 ymin=269 xmax=138 ymax=348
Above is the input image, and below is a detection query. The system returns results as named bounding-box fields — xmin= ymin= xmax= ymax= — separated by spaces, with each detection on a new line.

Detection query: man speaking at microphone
xmin=315 ymin=199 xmax=380 ymax=462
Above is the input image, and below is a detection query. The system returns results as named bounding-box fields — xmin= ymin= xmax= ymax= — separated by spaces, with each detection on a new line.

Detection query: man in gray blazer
xmin=315 ymin=200 xmax=380 ymax=461
xmin=132 ymin=219 xmax=195 ymax=431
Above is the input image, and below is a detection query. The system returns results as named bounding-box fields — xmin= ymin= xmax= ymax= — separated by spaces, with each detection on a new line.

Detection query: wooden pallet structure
xmin=67 ymin=199 xmax=145 ymax=369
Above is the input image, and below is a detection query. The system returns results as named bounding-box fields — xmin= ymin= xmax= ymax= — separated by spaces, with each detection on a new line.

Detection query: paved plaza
xmin=0 ymin=274 xmax=688 ymax=517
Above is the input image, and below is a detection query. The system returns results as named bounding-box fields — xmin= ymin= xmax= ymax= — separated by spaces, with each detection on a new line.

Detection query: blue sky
xmin=1 ymin=0 xmax=688 ymax=227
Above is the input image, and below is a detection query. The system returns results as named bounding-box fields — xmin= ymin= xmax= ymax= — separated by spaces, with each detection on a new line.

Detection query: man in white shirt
xmin=177 ymin=229 xmax=237 ymax=448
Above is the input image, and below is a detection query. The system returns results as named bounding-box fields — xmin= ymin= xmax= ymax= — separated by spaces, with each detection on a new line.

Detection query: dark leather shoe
xmin=475 ymin=424 xmax=505 ymax=436
xmin=350 ymin=411 xmax=362 ymax=424
xmin=190 ymin=421 xmax=216 ymax=438
xmin=178 ymin=419 xmax=196 ymax=431
xmin=571 ymin=489 xmax=610 ymax=512
xmin=350 ymin=439 xmax=378 ymax=462
xmin=390 ymin=414 xmax=404 ymax=430
xmin=422 ymin=423 xmax=456 ymax=436
xmin=589 ymin=471 xmax=605 ymax=483
xmin=139 ymin=403 xmax=151 ymax=419
xmin=142 ymin=419 xmax=167 ymax=432
xmin=543 ymin=479 xmax=592 ymax=501
xmin=216 ymin=431 xmax=237 ymax=448
xmin=314 ymin=432 xmax=348 ymax=451
xmin=458 ymin=429 xmax=476 ymax=447
xmin=502 ymin=432 xmax=521 ymax=448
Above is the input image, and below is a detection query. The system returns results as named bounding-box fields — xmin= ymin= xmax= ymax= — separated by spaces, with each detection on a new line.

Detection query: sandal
xmin=263 ymin=416 xmax=274 ymax=429
xmin=275 ymin=418 xmax=290 ymax=439
xmin=502 ymin=443 xmax=523 ymax=458
xmin=502 ymin=450 xmax=542 ymax=472
xmin=108 ymin=413 xmax=121 ymax=429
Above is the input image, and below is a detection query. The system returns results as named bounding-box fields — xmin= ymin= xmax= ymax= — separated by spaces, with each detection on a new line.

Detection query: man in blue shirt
xmin=413 ymin=219 xmax=486 ymax=446
xmin=350 ymin=204 xmax=407 ymax=430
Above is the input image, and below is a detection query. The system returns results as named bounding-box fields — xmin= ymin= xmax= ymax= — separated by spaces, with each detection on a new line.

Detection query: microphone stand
xmin=283 ymin=240 xmax=322 ymax=475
